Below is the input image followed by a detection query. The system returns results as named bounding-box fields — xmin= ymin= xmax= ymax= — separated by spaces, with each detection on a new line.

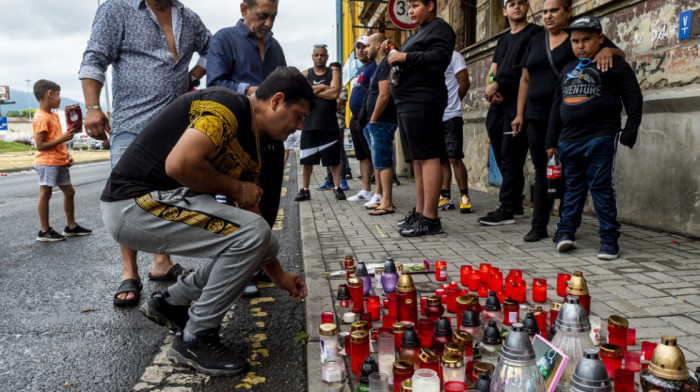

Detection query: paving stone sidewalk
xmin=298 ymin=161 xmax=700 ymax=392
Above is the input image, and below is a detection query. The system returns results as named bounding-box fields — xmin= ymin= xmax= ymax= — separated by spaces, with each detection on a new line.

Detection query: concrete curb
xmin=1 ymin=158 xmax=109 ymax=173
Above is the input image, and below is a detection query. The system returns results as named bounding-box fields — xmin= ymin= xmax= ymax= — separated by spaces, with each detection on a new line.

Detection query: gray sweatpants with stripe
xmin=101 ymin=187 xmax=279 ymax=334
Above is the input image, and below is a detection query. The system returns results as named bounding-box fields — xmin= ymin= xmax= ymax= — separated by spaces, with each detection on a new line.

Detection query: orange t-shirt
xmin=33 ymin=109 xmax=70 ymax=166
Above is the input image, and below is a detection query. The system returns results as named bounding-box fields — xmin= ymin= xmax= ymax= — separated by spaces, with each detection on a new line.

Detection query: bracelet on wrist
xmin=86 ymin=105 xmax=102 ymax=112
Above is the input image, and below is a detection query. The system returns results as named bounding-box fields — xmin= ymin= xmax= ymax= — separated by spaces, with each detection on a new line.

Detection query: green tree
xmin=5 ymin=110 xmax=22 ymax=117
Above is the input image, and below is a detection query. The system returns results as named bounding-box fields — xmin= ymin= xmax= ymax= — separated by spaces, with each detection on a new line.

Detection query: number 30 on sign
xmin=389 ymin=0 xmax=419 ymax=30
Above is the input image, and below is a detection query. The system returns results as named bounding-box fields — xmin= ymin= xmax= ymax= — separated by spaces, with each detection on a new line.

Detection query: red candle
xmin=344 ymin=257 xmax=354 ymax=270
xmin=383 ymin=315 xmax=396 ymax=328
xmin=508 ymin=269 xmax=522 ymax=280
xmin=460 ymin=265 xmax=472 ymax=287
xmin=502 ymin=299 xmax=519 ymax=326
xmin=608 ymin=316 xmax=629 ymax=354
xmin=479 ymin=263 xmax=491 ymax=282
xmin=641 ymin=341 xmax=657 ymax=361
xmin=321 ymin=311 xmax=334 ymax=324
xmin=477 ymin=283 xmax=489 ymax=298
xmin=346 ymin=264 xmax=356 ymax=281
xmin=359 ymin=312 xmax=373 ymax=328
xmin=394 ymin=322 xmax=406 ymax=351
xmin=489 ymin=270 xmax=503 ymax=293
xmin=420 ymin=296 xmax=427 ymax=316
xmin=366 ymin=295 xmax=381 ymax=321
xmin=627 ymin=328 xmax=636 ymax=346
xmin=417 ymin=318 xmax=436 ymax=348
xmin=350 ymin=330 xmax=370 ymax=376
xmin=467 ymin=272 xmax=481 ymax=291
xmin=387 ymin=292 xmax=398 ymax=317
xmin=435 ymin=288 xmax=446 ymax=297
xmin=459 ymin=289 xmax=469 ymax=296
xmin=393 ymin=360 xmax=414 ymax=392
xmin=624 ymin=351 xmax=641 ymax=372
xmin=435 ymin=261 xmax=447 ymax=281
xmin=550 ymin=301 xmax=562 ymax=325
xmin=556 ymin=273 xmax=571 ymax=297
xmin=600 ymin=344 xmax=623 ymax=379
xmin=533 ymin=308 xmax=547 ymax=331
xmin=347 ymin=277 xmax=364 ymax=314
xmin=512 ymin=279 xmax=527 ymax=303
xmin=614 ymin=369 xmax=634 ymax=392
xmin=533 ymin=278 xmax=547 ymax=303
xmin=446 ymin=286 xmax=459 ymax=313
xmin=495 ymin=290 xmax=506 ymax=304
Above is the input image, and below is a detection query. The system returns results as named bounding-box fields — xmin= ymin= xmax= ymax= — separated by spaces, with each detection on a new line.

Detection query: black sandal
xmin=147 ymin=263 xmax=194 ymax=282
xmin=113 ymin=279 xmax=143 ymax=307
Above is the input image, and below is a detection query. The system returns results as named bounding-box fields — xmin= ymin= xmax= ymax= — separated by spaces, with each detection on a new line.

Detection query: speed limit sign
xmin=388 ymin=0 xmax=418 ymax=30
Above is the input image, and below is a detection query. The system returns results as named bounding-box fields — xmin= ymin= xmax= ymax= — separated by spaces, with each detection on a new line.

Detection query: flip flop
xmin=113 ymin=279 xmax=143 ymax=307
xmin=369 ymin=207 xmax=396 ymax=216
xmin=148 ymin=263 xmax=194 ymax=282
xmin=365 ymin=203 xmax=381 ymax=210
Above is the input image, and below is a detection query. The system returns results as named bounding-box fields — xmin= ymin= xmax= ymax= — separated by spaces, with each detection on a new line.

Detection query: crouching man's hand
xmin=263 ymin=258 xmax=308 ymax=299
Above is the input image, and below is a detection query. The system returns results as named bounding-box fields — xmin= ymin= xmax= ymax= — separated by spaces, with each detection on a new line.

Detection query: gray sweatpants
xmin=102 ymin=188 xmax=279 ymax=333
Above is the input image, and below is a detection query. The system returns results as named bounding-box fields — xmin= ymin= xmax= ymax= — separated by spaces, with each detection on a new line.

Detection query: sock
xmin=183 ymin=327 xmax=197 ymax=343
xmin=441 ymin=189 xmax=451 ymax=199
xmin=460 ymin=189 xmax=469 ymax=197
xmin=335 ymin=187 xmax=341 ymax=191
xmin=303 ymin=188 xmax=309 ymax=191
xmin=424 ymin=216 xmax=439 ymax=223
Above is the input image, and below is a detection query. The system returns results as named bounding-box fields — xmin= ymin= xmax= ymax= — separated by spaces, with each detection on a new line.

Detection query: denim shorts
xmin=363 ymin=122 xmax=397 ymax=170
xmin=110 ymin=131 xmax=138 ymax=169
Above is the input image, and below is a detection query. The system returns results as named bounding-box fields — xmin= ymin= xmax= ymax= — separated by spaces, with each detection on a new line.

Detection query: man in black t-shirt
xmin=101 ymin=67 xmax=311 ymax=377
xmin=479 ymin=0 xmax=540 ymax=226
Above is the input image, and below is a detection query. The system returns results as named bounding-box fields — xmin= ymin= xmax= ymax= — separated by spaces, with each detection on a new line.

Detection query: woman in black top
xmin=510 ymin=0 xmax=624 ymax=242
xmin=384 ymin=0 xmax=455 ymax=237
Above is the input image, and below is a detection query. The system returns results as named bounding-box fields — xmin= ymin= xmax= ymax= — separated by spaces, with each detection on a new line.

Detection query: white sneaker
xmin=347 ymin=190 xmax=373 ymax=202
xmin=363 ymin=194 xmax=383 ymax=208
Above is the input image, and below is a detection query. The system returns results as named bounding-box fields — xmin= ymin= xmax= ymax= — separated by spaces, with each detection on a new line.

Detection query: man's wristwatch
xmin=189 ymin=73 xmax=200 ymax=87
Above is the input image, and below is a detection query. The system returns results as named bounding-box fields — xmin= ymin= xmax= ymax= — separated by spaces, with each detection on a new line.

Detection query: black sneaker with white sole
xmin=63 ymin=224 xmax=92 ymax=237
xmin=334 ymin=187 xmax=346 ymax=200
xmin=477 ymin=206 xmax=515 ymax=226
xmin=294 ymin=188 xmax=310 ymax=201
xmin=37 ymin=228 xmax=66 ymax=242
xmin=399 ymin=216 xmax=443 ymax=237
xmin=397 ymin=208 xmax=420 ymax=228
xmin=139 ymin=291 xmax=190 ymax=332
xmin=168 ymin=328 xmax=247 ymax=377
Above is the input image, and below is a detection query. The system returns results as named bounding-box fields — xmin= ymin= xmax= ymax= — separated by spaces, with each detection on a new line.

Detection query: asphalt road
xmin=0 ymin=158 xmax=306 ymax=391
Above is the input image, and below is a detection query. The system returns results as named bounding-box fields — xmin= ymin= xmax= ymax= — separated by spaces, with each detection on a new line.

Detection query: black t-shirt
xmin=101 ymin=87 xmax=259 ymax=202
xmin=491 ymin=23 xmax=542 ymax=116
xmin=391 ymin=18 xmax=455 ymax=113
xmin=546 ymin=55 xmax=643 ymax=148
xmin=303 ymin=68 xmax=337 ymax=132
xmin=522 ymin=31 xmax=618 ymax=120
xmin=366 ymin=58 xmax=397 ymax=124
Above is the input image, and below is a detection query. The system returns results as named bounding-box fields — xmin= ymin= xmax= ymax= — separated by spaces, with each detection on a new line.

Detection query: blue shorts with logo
xmin=363 ymin=122 xmax=397 ymax=170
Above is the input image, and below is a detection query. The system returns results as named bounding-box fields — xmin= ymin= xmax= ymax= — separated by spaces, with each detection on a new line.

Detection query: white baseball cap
xmin=355 ymin=36 xmax=369 ymax=47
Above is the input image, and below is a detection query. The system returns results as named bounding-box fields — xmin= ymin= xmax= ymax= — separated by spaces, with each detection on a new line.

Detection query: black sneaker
xmin=168 ymin=328 xmax=247 ymax=377
xmin=139 ymin=291 xmax=190 ymax=332
xmin=334 ymin=187 xmax=346 ymax=200
xmin=294 ymin=188 xmax=310 ymax=201
xmin=393 ymin=175 xmax=401 ymax=186
xmin=397 ymin=208 xmax=420 ymax=228
xmin=477 ymin=206 xmax=515 ymax=226
xmin=63 ymin=224 xmax=92 ymax=237
xmin=552 ymin=230 xmax=560 ymax=243
xmin=37 ymin=228 xmax=66 ymax=242
xmin=524 ymin=227 xmax=548 ymax=242
xmin=399 ymin=216 xmax=443 ymax=237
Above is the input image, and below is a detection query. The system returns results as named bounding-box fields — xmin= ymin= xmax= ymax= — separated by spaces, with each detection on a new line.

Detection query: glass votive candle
xmin=641 ymin=341 xmax=657 ymax=361
xmin=627 ymin=328 xmax=636 ymax=346
xmin=367 ymin=295 xmax=381 ymax=321
xmin=495 ymin=290 xmax=506 ymax=304
xmin=467 ymin=271 xmax=481 ymax=291
xmin=383 ymin=315 xmax=397 ymax=328
xmin=441 ymin=353 xmax=465 ymax=384
xmin=477 ymin=284 xmax=489 ymax=298
xmin=393 ymin=360 xmax=414 ymax=392
xmin=549 ymin=302 xmax=562 ymax=326
xmin=446 ymin=287 xmax=459 ymax=313
xmin=369 ymin=372 xmax=390 ymax=392
xmin=435 ymin=261 xmax=447 ymax=281
xmin=532 ymin=278 xmax=547 ymax=303
xmin=387 ymin=292 xmax=398 ymax=317
xmin=360 ymin=312 xmax=373 ymax=329
xmin=412 ymin=368 xmax=440 ymax=392
xmin=600 ymin=343 xmax=623 ymax=379
xmin=556 ymin=273 xmax=571 ymax=297
xmin=607 ymin=315 xmax=629 ymax=354
xmin=420 ymin=296 xmax=427 ymax=316
xmin=624 ymin=350 xmax=641 ymax=372
xmin=322 ymin=311 xmax=334 ymax=324
xmin=322 ymin=356 xmax=346 ymax=384
xmin=488 ymin=270 xmax=503 ymax=293
xmin=460 ymin=266 xmax=472 ymax=287
xmin=348 ymin=277 xmax=365 ymax=314
xmin=508 ymin=269 xmax=522 ymax=280
xmin=350 ymin=330 xmax=370 ymax=376
xmin=444 ymin=381 xmax=469 ymax=392
xmin=512 ymin=280 xmax=526 ymax=303
xmin=417 ymin=318 xmax=436 ymax=349
xmin=394 ymin=322 xmax=407 ymax=351
xmin=502 ymin=299 xmax=519 ymax=327
xmin=479 ymin=263 xmax=491 ymax=282
xmin=589 ymin=315 xmax=602 ymax=345
xmin=532 ymin=307 xmax=547 ymax=332
xmin=614 ymin=368 xmax=635 ymax=392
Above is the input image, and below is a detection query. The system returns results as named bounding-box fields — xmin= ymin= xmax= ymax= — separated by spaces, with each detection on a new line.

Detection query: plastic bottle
xmin=388 ymin=45 xmax=401 ymax=86
xmin=546 ymin=154 xmax=562 ymax=199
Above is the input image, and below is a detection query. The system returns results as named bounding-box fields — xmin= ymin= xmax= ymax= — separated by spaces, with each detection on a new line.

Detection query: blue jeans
xmin=110 ymin=131 xmax=138 ymax=169
xmin=363 ymin=122 xmax=397 ymax=170
xmin=557 ymin=134 xmax=620 ymax=242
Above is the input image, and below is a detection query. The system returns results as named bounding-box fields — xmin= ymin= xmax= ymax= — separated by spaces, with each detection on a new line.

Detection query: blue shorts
xmin=110 ymin=131 xmax=138 ymax=169
xmin=35 ymin=165 xmax=71 ymax=187
xmin=363 ymin=122 xmax=397 ymax=170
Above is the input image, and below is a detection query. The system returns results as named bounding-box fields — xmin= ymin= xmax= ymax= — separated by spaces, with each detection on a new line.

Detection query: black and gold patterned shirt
xmin=101 ymin=87 xmax=259 ymax=202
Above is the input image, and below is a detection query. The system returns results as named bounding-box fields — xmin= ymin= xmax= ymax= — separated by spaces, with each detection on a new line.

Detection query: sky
xmin=0 ymin=0 xmax=338 ymax=108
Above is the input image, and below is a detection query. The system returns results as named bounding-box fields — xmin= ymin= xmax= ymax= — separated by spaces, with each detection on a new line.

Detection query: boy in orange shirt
xmin=32 ymin=79 xmax=92 ymax=241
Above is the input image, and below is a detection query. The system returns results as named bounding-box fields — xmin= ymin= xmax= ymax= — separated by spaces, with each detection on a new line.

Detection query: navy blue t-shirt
xmin=348 ymin=61 xmax=377 ymax=117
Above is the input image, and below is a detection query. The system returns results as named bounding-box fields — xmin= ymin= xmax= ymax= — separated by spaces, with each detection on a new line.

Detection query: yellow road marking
xmin=256 ymin=282 xmax=275 ymax=288
xmin=281 ymin=186 xmax=287 ymax=197
xmin=245 ymin=333 xmax=268 ymax=348
xmin=272 ymin=208 xmax=284 ymax=231
xmin=236 ymin=372 xmax=266 ymax=389
xmin=283 ymin=175 xmax=290 ymax=181
xmin=256 ymin=321 xmax=265 ymax=328
xmin=376 ymin=225 xmax=386 ymax=238
xmin=284 ymin=168 xmax=290 ymax=173
xmin=250 ymin=297 xmax=275 ymax=306
xmin=250 ymin=307 xmax=268 ymax=317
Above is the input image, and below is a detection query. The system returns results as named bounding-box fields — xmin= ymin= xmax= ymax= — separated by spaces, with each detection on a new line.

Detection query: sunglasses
xmin=313 ymin=44 xmax=327 ymax=49
xmin=567 ymin=58 xmax=592 ymax=79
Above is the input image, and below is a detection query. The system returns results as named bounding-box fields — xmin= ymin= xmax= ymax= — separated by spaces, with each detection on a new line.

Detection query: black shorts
xmin=299 ymin=129 xmax=342 ymax=167
xmin=397 ymin=109 xmax=447 ymax=163
xmin=443 ymin=116 xmax=465 ymax=159
xmin=349 ymin=117 xmax=372 ymax=161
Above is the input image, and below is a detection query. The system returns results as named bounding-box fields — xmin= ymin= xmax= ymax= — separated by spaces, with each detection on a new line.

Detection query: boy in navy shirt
xmin=546 ymin=16 xmax=642 ymax=260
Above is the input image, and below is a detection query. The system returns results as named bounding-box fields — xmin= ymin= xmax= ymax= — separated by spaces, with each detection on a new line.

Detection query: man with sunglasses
xmin=206 ymin=0 xmax=287 ymax=297
xmin=546 ymin=16 xmax=642 ymax=260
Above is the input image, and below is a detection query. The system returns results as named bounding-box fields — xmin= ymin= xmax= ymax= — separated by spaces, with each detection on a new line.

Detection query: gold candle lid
xmin=533 ymin=306 xmax=544 ymax=316
xmin=566 ymin=271 xmax=590 ymax=296
xmin=393 ymin=359 xmax=413 ymax=374
xmin=457 ymin=295 xmax=474 ymax=306
xmin=608 ymin=315 xmax=629 ymax=328
xmin=453 ymin=330 xmax=474 ymax=346
xmin=351 ymin=320 xmax=369 ymax=331
xmin=600 ymin=344 xmax=623 ymax=358
xmin=393 ymin=322 xmax=407 ymax=333
xmin=344 ymin=255 xmax=354 ymax=263
xmin=426 ymin=295 xmax=442 ymax=306
xmin=419 ymin=348 xmax=438 ymax=363
xmin=396 ymin=271 xmax=416 ymax=293
xmin=350 ymin=330 xmax=369 ymax=343
xmin=444 ymin=341 xmax=465 ymax=356
xmin=347 ymin=276 xmax=362 ymax=288
xmin=502 ymin=298 xmax=519 ymax=308
xmin=473 ymin=361 xmax=495 ymax=377
xmin=441 ymin=353 xmax=464 ymax=368
xmin=319 ymin=323 xmax=338 ymax=336
xmin=400 ymin=379 xmax=413 ymax=392
xmin=648 ymin=336 xmax=690 ymax=380
xmin=395 ymin=262 xmax=404 ymax=271
xmin=550 ymin=301 xmax=563 ymax=312
xmin=375 ymin=267 xmax=384 ymax=274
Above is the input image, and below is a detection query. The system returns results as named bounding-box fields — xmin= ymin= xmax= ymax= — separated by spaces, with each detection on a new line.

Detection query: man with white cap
xmin=345 ymin=36 xmax=379 ymax=206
